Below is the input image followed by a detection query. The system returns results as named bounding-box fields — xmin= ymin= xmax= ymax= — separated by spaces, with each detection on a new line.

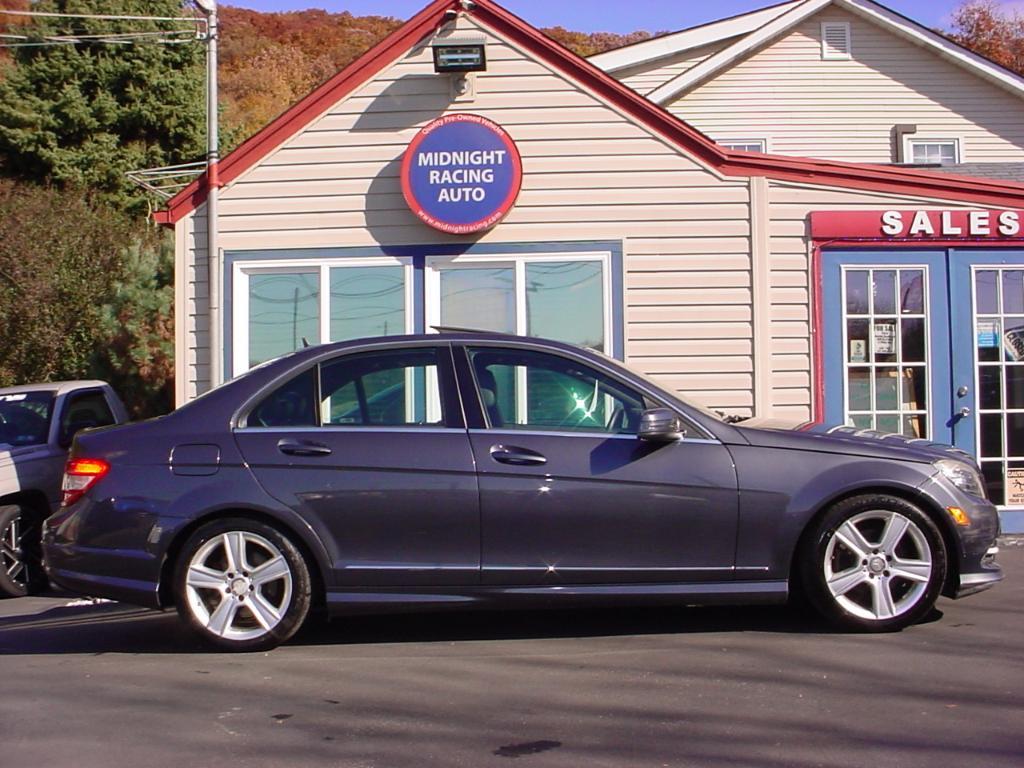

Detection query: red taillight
xmin=61 ymin=458 xmax=110 ymax=507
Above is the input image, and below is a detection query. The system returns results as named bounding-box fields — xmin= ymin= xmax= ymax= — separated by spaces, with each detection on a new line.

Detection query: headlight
xmin=936 ymin=459 xmax=987 ymax=500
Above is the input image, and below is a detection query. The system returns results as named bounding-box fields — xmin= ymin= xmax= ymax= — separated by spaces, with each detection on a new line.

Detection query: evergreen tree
xmin=0 ymin=0 xmax=205 ymax=213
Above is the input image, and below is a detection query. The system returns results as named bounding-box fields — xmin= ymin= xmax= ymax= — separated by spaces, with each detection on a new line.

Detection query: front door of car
xmin=455 ymin=345 xmax=739 ymax=585
xmin=233 ymin=344 xmax=480 ymax=587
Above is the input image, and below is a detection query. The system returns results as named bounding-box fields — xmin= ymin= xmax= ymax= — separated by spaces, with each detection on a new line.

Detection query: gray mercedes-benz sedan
xmin=43 ymin=333 xmax=1002 ymax=650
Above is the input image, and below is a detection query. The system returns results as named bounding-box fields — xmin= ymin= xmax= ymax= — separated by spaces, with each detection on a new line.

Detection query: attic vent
xmin=821 ymin=22 xmax=851 ymax=60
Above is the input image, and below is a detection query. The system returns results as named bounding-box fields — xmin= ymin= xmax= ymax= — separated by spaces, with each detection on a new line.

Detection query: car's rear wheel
xmin=800 ymin=494 xmax=946 ymax=632
xmin=0 ymin=504 xmax=47 ymax=598
xmin=173 ymin=518 xmax=311 ymax=651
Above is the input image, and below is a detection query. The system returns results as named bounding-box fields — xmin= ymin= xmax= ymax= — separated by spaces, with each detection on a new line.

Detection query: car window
xmin=467 ymin=347 xmax=648 ymax=434
xmin=0 ymin=391 xmax=55 ymax=447
xmin=60 ymin=391 xmax=116 ymax=444
xmin=320 ymin=349 xmax=443 ymax=427
xmin=248 ymin=368 xmax=318 ymax=428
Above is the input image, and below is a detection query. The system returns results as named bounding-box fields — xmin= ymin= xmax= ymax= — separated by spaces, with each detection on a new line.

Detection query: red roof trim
xmin=158 ymin=0 xmax=1024 ymax=226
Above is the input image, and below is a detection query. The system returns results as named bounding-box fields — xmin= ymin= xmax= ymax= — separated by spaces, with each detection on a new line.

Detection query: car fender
xmin=158 ymin=465 xmax=336 ymax=590
xmin=731 ymin=445 xmax=936 ymax=579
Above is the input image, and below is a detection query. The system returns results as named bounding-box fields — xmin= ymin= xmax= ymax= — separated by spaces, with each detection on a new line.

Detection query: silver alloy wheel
xmin=184 ymin=530 xmax=293 ymax=641
xmin=1 ymin=513 xmax=26 ymax=585
xmin=823 ymin=509 xmax=933 ymax=621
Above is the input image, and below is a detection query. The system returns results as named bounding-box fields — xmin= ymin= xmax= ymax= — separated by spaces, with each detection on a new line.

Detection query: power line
xmin=0 ymin=8 xmax=206 ymax=48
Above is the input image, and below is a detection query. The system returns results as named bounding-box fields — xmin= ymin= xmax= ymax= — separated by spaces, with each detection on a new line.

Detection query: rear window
xmin=0 ymin=391 xmax=55 ymax=447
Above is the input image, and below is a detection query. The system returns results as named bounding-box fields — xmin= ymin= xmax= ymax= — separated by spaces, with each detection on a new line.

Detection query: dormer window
xmin=821 ymin=22 xmax=851 ymax=60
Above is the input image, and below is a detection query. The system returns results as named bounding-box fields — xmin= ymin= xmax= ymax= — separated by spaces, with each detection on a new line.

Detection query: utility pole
xmin=194 ymin=0 xmax=221 ymax=388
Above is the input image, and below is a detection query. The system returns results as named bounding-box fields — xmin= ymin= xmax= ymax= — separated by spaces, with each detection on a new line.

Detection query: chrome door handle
xmin=959 ymin=407 xmax=972 ymax=419
xmin=277 ymin=439 xmax=332 ymax=457
xmin=490 ymin=445 xmax=547 ymax=466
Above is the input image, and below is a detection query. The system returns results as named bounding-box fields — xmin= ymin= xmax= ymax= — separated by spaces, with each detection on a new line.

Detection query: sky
xmin=224 ymin=0 xmax=1024 ymax=34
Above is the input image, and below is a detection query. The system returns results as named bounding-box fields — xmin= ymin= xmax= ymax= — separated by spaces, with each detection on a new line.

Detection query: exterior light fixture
xmin=432 ymin=41 xmax=487 ymax=73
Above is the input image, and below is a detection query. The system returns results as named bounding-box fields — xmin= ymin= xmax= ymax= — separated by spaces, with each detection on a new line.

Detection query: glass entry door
xmin=951 ymin=251 xmax=1024 ymax=528
xmin=825 ymin=249 xmax=1024 ymax=531
xmin=823 ymin=251 xmax=953 ymax=445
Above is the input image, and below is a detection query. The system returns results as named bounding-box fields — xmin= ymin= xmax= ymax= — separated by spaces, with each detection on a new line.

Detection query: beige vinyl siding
xmin=765 ymin=179 xmax=988 ymax=420
xmin=180 ymin=15 xmax=755 ymax=413
xmin=616 ymin=40 xmax=736 ymax=96
xmin=665 ymin=7 xmax=1024 ymax=163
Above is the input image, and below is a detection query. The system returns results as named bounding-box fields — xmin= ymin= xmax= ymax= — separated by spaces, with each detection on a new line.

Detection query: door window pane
xmin=468 ymin=347 xmax=647 ymax=434
xmin=320 ymin=349 xmax=443 ymax=427
xmin=330 ymin=266 xmax=405 ymax=341
xmin=440 ymin=268 xmax=515 ymax=333
xmin=526 ymin=261 xmax=604 ymax=351
xmin=976 ymin=270 xmax=998 ymax=314
xmin=872 ymin=271 xmax=897 ymax=315
xmin=249 ymin=273 xmax=320 ymax=368
xmin=900 ymin=271 xmax=924 ymax=314
xmin=1003 ymin=271 xmax=1024 ymax=315
xmin=846 ymin=270 xmax=869 ymax=314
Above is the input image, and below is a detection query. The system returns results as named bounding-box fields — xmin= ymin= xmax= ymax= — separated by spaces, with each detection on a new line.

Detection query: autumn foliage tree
xmin=948 ymin=0 xmax=1024 ymax=75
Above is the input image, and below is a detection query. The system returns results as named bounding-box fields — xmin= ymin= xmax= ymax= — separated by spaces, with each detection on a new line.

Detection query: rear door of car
xmin=453 ymin=343 xmax=739 ymax=586
xmin=233 ymin=343 xmax=480 ymax=587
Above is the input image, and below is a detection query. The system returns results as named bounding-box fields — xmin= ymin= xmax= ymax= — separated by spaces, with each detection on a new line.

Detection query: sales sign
xmin=401 ymin=113 xmax=523 ymax=235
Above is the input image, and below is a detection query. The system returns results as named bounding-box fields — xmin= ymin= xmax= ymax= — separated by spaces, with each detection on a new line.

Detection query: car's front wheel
xmin=800 ymin=495 xmax=946 ymax=632
xmin=173 ymin=518 xmax=311 ymax=651
xmin=0 ymin=504 xmax=47 ymax=598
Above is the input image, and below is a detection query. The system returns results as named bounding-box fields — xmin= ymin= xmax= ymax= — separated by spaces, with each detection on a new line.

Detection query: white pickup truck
xmin=0 ymin=381 xmax=129 ymax=598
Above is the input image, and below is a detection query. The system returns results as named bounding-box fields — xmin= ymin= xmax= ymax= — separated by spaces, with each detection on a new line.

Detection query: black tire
xmin=0 ymin=504 xmax=48 ymax=599
xmin=173 ymin=518 xmax=311 ymax=651
xmin=799 ymin=494 xmax=946 ymax=632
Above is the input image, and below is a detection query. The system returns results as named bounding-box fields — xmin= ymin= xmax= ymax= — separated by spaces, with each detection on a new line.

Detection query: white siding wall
xmin=180 ymin=16 xmax=757 ymax=413
xmin=664 ymin=7 xmax=1024 ymax=163
xmin=765 ymin=180 xmax=988 ymax=420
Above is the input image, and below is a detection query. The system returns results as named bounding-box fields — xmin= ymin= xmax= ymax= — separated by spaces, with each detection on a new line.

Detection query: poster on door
xmin=873 ymin=323 xmax=896 ymax=355
xmin=1006 ymin=469 xmax=1024 ymax=506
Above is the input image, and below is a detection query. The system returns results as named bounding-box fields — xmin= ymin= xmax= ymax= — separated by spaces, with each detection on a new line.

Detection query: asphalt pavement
xmin=1 ymin=542 xmax=1022 ymax=768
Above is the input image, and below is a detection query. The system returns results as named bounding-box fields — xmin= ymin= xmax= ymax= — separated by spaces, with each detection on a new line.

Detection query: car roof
xmin=0 ymin=380 xmax=109 ymax=397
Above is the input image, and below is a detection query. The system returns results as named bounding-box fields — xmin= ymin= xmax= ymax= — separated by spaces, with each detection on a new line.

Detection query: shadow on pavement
xmin=0 ymin=594 xmax=932 ymax=655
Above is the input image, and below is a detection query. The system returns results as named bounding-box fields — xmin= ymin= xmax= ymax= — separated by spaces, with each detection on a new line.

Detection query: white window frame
xmin=840 ymin=265 xmax=933 ymax=438
xmin=425 ymin=251 xmax=613 ymax=425
xmin=821 ymin=21 xmax=852 ymax=60
xmin=232 ymin=255 xmax=414 ymax=378
xmin=904 ymin=137 xmax=963 ymax=165
xmin=717 ymin=138 xmax=768 ymax=153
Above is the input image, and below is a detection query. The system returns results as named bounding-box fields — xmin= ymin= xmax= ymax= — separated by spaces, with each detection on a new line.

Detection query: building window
xmin=718 ymin=139 xmax=767 ymax=153
xmin=233 ymin=258 xmax=413 ymax=375
xmin=426 ymin=253 xmax=610 ymax=354
xmin=842 ymin=266 xmax=930 ymax=438
xmin=821 ymin=22 xmax=851 ymax=60
xmin=907 ymin=139 xmax=960 ymax=165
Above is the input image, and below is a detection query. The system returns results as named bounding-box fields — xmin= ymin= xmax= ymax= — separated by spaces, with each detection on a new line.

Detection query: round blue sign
xmin=401 ymin=114 xmax=523 ymax=235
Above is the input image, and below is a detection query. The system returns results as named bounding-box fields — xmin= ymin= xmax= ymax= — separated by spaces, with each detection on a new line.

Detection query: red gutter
xmin=157 ymin=0 xmax=1024 ymax=227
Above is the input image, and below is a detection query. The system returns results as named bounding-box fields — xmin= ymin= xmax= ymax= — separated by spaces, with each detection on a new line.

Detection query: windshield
xmin=0 ymin=391 xmax=55 ymax=447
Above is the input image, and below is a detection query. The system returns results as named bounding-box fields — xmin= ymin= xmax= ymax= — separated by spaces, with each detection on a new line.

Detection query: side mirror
xmin=638 ymin=408 xmax=685 ymax=443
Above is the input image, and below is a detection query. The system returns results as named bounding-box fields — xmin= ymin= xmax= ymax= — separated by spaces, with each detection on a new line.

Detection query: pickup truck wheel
xmin=800 ymin=494 xmax=946 ymax=632
xmin=0 ymin=504 xmax=47 ymax=598
xmin=174 ymin=518 xmax=311 ymax=652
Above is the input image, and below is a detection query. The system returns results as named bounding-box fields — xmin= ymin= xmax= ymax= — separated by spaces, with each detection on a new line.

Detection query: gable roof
xmin=156 ymin=0 xmax=1024 ymax=227
xmin=590 ymin=0 xmax=1024 ymax=107
xmin=587 ymin=0 xmax=798 ymax=73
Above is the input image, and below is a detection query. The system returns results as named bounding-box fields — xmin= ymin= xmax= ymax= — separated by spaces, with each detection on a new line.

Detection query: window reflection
xmin=248 ymin=272 xmax=320 ymax=368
